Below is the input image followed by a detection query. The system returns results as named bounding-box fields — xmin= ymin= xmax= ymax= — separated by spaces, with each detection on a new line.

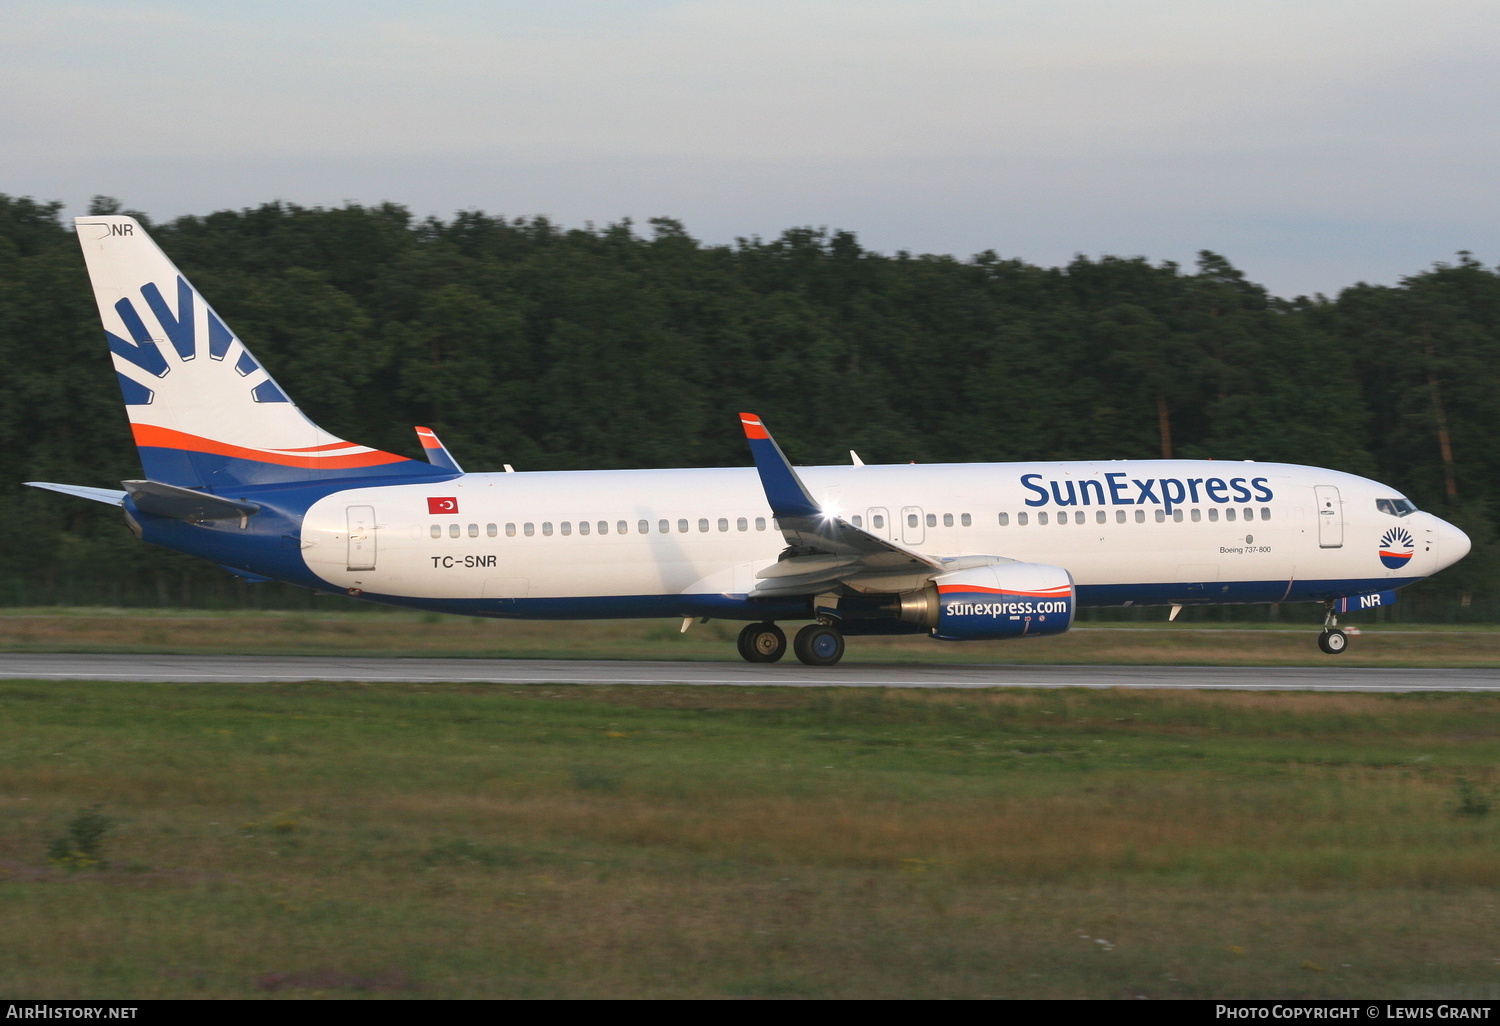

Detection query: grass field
xmin=3 ymin=608 xmax=1500 ymax=666
xmin=3 ymin=680 xmax=1500 ymax=998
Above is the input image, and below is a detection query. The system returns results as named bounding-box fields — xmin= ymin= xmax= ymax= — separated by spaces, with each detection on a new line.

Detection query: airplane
xmin=25 ymin=215 xmax=1471 ymax=666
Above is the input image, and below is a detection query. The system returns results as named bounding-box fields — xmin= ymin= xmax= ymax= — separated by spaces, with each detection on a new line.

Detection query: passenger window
xmin=598 ymin=521 xmax=609 ymax=535
xmin=943 ymin=513 xmax=953 ymax=527
xmin=1038 ymin=512 xmax=1049 ymax=525
xmin=1191 ymin=509 xmax=1201 ymax=522
xmin=659 ymin=520 xmax=670 ymax=534
xmin=871 ymin=514 xmax=883 ymax=529
xmin=678 ymin=519 xmax=688 ymax=533
xmin=998 ymin=512 xmax=1010 ymax=526
xmin=737 ymin=517 xmax=747 ymax=531
xmin=1173 ymin=510 xmax=1183 ymax=522
xmin=926 ymin=513 xmax=936 ymax=528
xmin=430 ymin=524 xmax=441 ymax=539
xmin=961 ymin=513 xmax=972 ymax=527
xmin=1261 ymin=507 xmax=1271 ymax=520
xmin=1154 ymin=510 xmax=1166 ymax=523
xmin=1057 ymin=513 xmax=1067 ymax=527
xmin=542 ymin=522 xmax=553 ymax=536
xmin=1208 ymin=508 xmax=1219 ymax=522
xmin=468 ymin=524 xmax=478 ymax=538
xmin=1095 ymin=510 xmax=1105 ymax=524
xmin=524 ymin=523 xmax=534 ymax=536
xmin=640 ymin=520 xmax=650 ymax=534
xmin=1134 ymin=510 xmax=1145 ymax=523
xmin=1074 ymin=511 xmax=1085 ymax=524
xmin=1243 ymin=508 xmax=1254 ymax=521
xmin=579 ymin=521 xmax=590 ymax=536
xmin=1226 ymin=508 xmax=1237 ymax=522
xmin=718 ymin=518 xmax=729 ymax=532
xmin=698 ymin=519 xmax=709 ymax=532
xmin=851 ymin=515 xmax=863 ymax=527
xmin=560 ymin=522 xmax=571 ymax=536
xmin=506 ymin=523 xmax=517 ymax=537
xmin=618 ymin=521 xmax=628 ymax=535
xmin=755 ymin=517 xmax=767 ymax=531
xmin=908 ymin=513 xmax=919 ymax=528
xmin=449 ymin=524 xmax=460 ymax=538
xmin=487 ymin=523 xmax=497 ymax=538
xmin=1018 ymin=512 xmax=1029 ymax=526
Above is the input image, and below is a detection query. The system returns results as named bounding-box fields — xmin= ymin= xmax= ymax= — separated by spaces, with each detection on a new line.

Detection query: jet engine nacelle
xmin=892 ymin=563 xmax=1075 ymax=641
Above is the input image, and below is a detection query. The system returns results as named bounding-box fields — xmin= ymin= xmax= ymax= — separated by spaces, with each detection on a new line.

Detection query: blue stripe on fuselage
xmin=126 ymin=471 xmax=461 ymax=589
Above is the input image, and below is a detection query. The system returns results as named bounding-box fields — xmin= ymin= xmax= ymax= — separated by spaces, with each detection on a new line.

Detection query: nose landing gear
xmin=1318 ymin=603 xmax=1349 ymax=655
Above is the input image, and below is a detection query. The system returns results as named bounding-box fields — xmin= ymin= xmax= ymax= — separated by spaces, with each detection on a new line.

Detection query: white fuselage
xmin=297 ymin=460 xmax=1462 ymax=615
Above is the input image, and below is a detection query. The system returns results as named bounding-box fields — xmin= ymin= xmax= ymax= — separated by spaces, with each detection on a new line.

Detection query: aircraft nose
xmin=1439 ymin=518 xmax=1471 ymax=567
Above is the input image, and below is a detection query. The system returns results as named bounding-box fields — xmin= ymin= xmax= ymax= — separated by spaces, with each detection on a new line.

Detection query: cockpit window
xmin=1376 ymin=498 xmax=1418 ymax=517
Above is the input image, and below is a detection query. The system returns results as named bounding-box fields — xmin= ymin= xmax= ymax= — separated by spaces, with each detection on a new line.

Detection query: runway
xmin=2 ymin=653 xmax=1499 ymax=691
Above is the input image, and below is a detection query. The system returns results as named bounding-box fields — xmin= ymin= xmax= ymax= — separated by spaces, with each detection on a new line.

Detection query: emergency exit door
xmin=901 ymin=506 xmax=925 ymax=545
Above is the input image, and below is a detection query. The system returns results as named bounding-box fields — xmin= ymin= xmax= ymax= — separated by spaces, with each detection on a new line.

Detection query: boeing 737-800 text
xmin=26 ymin=217 xmax=1471 ymax=665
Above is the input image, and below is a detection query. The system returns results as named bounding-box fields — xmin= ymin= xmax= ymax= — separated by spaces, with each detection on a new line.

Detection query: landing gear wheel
xmin=1318 ymin=628 xmax=1348 ymax=655
xmin=793 ymin=624 xmax=846 ymax=667
xmin=737 ymin=622 xmax=786 ymax=663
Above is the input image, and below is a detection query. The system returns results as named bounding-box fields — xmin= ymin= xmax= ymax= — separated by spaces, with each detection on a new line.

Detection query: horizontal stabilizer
xmin=122 ymin=480 xmax=260 ymax=523
xmin=24 ymin=482 xmax=127 ymax=506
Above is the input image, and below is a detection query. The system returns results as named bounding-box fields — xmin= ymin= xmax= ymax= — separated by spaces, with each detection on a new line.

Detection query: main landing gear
xmin=736 ymin=622 xmax=786 ymax=663
xmin=1318 ymin=603 xmax=1349 ymax=655
xmin=736 ymin=622 xmax=846 ymax=666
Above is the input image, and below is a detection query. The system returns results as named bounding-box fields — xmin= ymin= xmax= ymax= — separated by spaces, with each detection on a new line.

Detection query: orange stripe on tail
xmin=131 ymin=424 xmax=409 ymax=469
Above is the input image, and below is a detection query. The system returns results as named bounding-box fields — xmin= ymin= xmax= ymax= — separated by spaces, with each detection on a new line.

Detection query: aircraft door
xmin=1314 ymin=486 xmax=1343 ymax=548
xmin=901 ymin=505 xmax=925 ymax=545
xmin=866 ymin=507 xmax=893 ymax=541
xmin=347 ymin=505 xmax=377 ymax=571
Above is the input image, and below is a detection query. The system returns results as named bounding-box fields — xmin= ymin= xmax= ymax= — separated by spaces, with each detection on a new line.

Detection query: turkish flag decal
xmin=427 ymin=497 xmax=458 ymax=515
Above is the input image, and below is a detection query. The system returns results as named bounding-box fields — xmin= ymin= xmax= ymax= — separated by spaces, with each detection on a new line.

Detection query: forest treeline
xmin=0 ymin=194 xmax=1495 ymax=615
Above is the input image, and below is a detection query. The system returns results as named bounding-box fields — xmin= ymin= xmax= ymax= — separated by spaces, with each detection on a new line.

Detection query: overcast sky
xmin=5 ymin=0 xmax=1497 ymax=297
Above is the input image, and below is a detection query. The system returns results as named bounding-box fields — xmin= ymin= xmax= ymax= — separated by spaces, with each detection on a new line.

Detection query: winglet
xmin=414 ymin=426 xmax=464 ymax=474
xmin=739 ymin=413 xmax=821 ymax=518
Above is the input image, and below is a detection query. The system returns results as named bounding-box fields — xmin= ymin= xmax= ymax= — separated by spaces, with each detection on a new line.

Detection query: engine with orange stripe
xmin=924 ymin=563 xmax=1076 ymax=640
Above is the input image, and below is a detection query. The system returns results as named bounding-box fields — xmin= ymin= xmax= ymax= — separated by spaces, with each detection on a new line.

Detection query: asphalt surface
xmin=1 ymin=653 xmax=1498 ymax=691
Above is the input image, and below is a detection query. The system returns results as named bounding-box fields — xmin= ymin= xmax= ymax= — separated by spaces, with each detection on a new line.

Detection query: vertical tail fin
xmin=74 ymin=215 xmax=447 ymax=490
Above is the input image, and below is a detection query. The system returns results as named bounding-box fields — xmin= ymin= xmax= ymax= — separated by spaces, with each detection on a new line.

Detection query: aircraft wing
xmin=739 ymin=413 xmax=948 ymax=596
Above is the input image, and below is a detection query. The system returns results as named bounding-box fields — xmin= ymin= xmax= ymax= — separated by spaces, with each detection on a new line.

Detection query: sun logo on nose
xmin=1378 ymin=526 xmax=1415 ymax=569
